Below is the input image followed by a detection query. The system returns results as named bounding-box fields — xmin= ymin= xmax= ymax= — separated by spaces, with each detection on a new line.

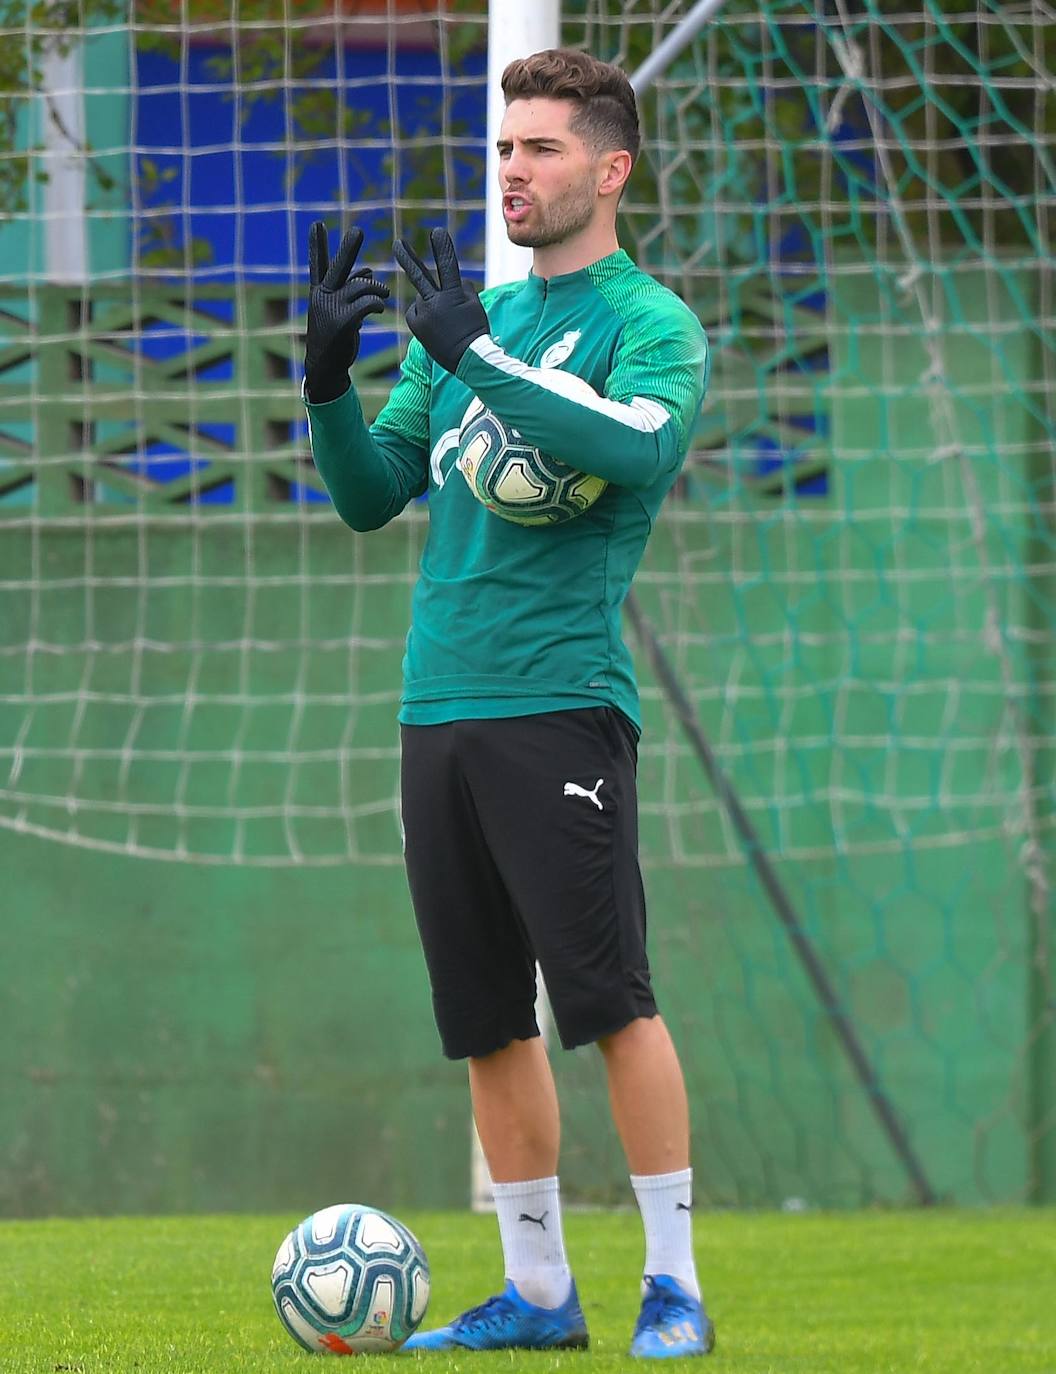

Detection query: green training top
xmin=305 ymin=247 xmax=710 ymax=730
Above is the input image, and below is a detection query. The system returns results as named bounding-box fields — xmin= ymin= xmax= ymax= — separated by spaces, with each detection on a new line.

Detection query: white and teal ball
xmin=271 ymin=1203 xmax=430 ymax=1355
xmin=457 ymin=372 xmax=607 ymax=526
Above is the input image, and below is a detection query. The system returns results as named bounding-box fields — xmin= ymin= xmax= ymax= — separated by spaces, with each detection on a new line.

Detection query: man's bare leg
xmin=599 ymin=1014 xmax=705 ymax=1326
xmin=597 ymin=1014 xmax=690 ymax=1174
xmin=467 ymin=1036 xmax=574 ymax=1312
xmin=469 ymin=1035 xmax=559 ymax=1180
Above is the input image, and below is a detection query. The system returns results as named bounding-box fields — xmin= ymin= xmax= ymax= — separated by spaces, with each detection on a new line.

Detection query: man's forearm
xmin=455 ymin=337 xmax=681 ymax=491
xmin=306 ymin=384 xmax=424 ymax=531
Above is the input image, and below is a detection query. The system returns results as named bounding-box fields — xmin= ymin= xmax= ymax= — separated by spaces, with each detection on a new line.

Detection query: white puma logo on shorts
xmin=563 ymin=778 xmax=604 ymax=810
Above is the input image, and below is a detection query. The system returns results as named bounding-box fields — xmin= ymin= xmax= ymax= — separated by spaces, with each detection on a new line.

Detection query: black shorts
xmin=399 ymin=706 xmax=657 ymax=1059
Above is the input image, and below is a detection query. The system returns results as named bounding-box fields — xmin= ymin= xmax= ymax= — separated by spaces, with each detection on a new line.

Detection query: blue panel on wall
xmin=134 ymin=42 xmax=488 ymax=280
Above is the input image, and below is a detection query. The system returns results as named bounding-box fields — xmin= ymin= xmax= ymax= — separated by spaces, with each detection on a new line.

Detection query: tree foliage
xmin=0 ymin=0 xmax=123 ymax=218
xmin=3 ymin=0 xmax=1051 ymax=278
xmin=134 ymin=0 xmax=488 ymax=269
xmin=565 ymin=0 xmax=1053 ymax=296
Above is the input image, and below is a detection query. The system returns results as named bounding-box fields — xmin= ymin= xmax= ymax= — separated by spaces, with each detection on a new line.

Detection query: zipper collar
xmin=525 ymin=248 xmax=633 ymax=298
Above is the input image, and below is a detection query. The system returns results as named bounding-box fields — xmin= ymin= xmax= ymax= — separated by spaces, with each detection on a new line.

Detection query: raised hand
xmin=393 ymin=228 xmax=489 ymax=375
xmin=305 ymin=223 xmax=389 ymax=404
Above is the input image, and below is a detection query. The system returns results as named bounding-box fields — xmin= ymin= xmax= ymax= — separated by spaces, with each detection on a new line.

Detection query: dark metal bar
xmin=625 ymin=592 xmax=937 ymax=1206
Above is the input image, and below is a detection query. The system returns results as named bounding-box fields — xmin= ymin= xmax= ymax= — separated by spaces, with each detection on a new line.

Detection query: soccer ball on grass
xmin=271 ymin=1202 xmax=430 ymax=1354
xmin=457 ymin=371 xmax=608 ymax=526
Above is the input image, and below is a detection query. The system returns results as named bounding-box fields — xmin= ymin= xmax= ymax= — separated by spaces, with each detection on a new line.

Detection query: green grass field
xmin=1 ymin=1209 xmax=1053 ymax=1373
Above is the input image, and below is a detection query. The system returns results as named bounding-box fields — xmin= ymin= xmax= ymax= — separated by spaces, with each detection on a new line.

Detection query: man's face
xmin=496 ymin=98 xmax=605 ymax=250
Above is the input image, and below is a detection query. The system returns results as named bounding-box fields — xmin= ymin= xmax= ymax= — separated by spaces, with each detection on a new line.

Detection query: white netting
xmin=556 ymin=0 xmax=1055 ymax=1207
xmin=0 ymin=1 xmax=1053 ymax=1205
xmin=2 ymin=1 xmax=493 ymax=864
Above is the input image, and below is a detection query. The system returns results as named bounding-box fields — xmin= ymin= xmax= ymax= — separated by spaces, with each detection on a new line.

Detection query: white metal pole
xmin=471 ymin=0 xmax=560 ymax=1214
xmin=484 ymin=0 xmax=559 ymax=289
xmin=41 ymin=33 xmax=88 ymax=283
xmin=628 ymin=0 xmax=727 ymax=96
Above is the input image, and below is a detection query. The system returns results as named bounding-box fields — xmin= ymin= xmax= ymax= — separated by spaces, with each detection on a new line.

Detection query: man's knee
xmin=596 ymin=1012 xmax=664 ymax=1057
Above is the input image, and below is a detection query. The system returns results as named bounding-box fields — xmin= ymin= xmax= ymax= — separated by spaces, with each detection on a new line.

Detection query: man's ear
xmin=598 ymin=150 xmax=633 ymax=199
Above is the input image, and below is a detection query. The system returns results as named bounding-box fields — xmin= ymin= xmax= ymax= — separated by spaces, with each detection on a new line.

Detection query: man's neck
xmin=531 ymin=225 xmax=621 ymax=280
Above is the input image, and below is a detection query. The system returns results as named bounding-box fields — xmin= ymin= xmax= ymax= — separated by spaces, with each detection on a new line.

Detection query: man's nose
xmin=503 ymin=149 xmax=529 ymax=184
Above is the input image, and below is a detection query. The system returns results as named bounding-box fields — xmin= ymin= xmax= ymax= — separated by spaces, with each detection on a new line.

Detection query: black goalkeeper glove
xmin=305 ymin=222 xmax=389 ymax=404
xmin=393 ymin=228 xmax=489 ymax=375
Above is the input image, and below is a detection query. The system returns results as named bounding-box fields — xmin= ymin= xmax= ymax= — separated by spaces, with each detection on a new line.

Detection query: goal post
xmin=0 ymin=0 xmax=1053 ymax=1211
xmin=469 ymin=0 xmax=560 ymax=1216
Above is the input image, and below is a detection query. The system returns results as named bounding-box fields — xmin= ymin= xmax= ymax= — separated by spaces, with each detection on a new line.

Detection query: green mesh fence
xmin=557 ymin=0 xmax=1055 ymax=1207
xmin=0 ymin=2 xmax=1052 ymax=1212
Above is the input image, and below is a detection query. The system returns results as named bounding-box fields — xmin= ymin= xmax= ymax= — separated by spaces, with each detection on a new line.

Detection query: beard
xmin=506 ymin=177 xmax=598 ymax=249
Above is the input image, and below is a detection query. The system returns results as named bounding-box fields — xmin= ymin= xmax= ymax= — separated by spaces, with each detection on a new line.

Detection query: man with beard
xmin=303 ymin=47 xmax=713 ymax=1360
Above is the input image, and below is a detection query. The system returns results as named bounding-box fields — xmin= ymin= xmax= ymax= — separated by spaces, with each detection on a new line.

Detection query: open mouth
xmin=503 ymin=195 xmax=532 ymax=222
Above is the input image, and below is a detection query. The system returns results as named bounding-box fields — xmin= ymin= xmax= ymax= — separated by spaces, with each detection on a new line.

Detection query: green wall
xmin=3 ymin=827 xmax=465 ymax=1217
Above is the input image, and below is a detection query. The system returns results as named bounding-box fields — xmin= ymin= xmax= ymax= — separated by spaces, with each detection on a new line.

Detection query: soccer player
xmin=303 ymin=48 xmax=713 ymax=1360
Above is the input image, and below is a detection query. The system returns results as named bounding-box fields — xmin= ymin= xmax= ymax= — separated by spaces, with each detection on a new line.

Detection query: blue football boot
xmin=402 ymin=1277 xmax=589 ymax=1352
xmin=629 ymin=1274 xmax=716 ymax=1358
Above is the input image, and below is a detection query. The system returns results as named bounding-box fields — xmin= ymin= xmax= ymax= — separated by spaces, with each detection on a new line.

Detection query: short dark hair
xmin=501 ymin=48 xmax=641 ymax=164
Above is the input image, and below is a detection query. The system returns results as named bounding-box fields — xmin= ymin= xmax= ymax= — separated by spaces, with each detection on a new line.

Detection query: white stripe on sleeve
xmin=468 ymin=336 xmax=672 ymax=435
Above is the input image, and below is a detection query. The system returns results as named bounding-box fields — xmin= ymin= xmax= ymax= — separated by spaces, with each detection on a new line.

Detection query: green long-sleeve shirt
xmin=305 ymin=247 xmax=709 ymax=729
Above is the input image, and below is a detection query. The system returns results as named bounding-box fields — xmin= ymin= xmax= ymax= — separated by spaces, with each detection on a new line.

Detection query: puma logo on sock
xmin=676 ymin=1201 xmax=693 ymax=1211
xmin=518 ymin=1210 xmax=548 ymax=1229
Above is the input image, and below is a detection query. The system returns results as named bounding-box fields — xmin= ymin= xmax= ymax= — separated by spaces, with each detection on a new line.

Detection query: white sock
xmin=492 ymin=1176 xmax=573 ymax=1309
xmin=630 ymin=1167 xmax=701 ymax=1300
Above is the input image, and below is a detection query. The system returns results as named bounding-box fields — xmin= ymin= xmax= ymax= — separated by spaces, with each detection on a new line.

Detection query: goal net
xmin=0 ymin=0 xmax=1052 ymax=1207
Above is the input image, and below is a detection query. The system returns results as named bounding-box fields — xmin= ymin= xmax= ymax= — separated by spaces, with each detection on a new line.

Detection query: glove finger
xmin=430 ymin=227 xmax=462 ymax=289
xmin=341 ymin=287 xmax=390 ymax=316
xmin=356 ymin=295 xmax=388 ymax=320
xmin=325 ymin=226 xmax=365 ymax=290
xmin=337 ymin=294 xmax=387 ymax=340
xmin=340 ymin=278 xmax=390 ymax=307
xmin=394 ymin=238 xmax=438 ymax=298
xmin=308 ymin=220 xmax=329 ymax=288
